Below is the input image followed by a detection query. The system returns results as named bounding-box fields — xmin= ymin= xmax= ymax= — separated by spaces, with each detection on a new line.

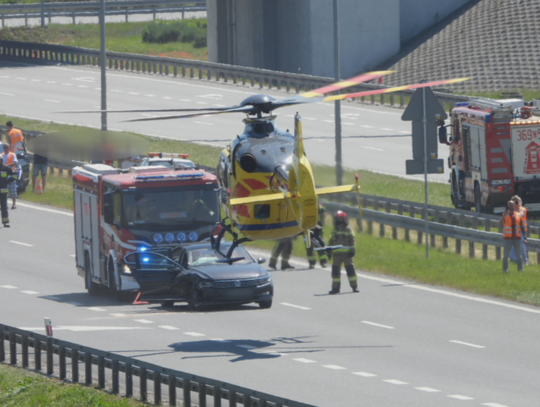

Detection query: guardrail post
xmin=229 ymin=390 xmax=237 ymax=407
xmin=59 ymin=346 xmax=66 ymax=379
xmin=126 ymin=362 xmax=133 ymax=397
xmin=496 ymin=246 xmax=502 ymax=260
xmin=214 ymin=385 xmax=222 ymax=407
xmin=140 ymin=367 xmax=147 ymax=402
xmin=85 ymin=352 xmax=92 ymax=385
xmin=112 ymin=360 xmax=119 ymax=394
xmin=0 ymin=330 xmax=5 ymax=362
xmin=35 ymin=338 xmax=41 ymax=371
xmin=183 ymin=378 xmax=191 ymax=407
xmin=199 ymin=382 xmax=207 ymax=407
xmin=98 ymin=355 xmax=105 ymax=388
xmin=9 ymin=332 xmax=16 ymax=365
xmin=168 ymin=375 xmax=176 ymax=406
xmin=431 ymin=210 xmax=438 ymax=247
xmin=22 ymin=335 xmax=28 ymax=367
xmin=72 ymin=349 xmax=79 ymax=383
xmin=154 ymin=371 xmax=161 ymax=405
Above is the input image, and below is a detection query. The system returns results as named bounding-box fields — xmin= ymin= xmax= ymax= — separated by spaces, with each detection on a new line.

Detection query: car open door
xmin=125 ymin=252 xmax=182 ymax=301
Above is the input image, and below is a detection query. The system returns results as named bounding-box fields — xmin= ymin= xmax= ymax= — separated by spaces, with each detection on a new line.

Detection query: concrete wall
xmin=400 ymin=0 xmax=472 ymax=43
xmin=208 ymin=0 xmax=469 ymax=79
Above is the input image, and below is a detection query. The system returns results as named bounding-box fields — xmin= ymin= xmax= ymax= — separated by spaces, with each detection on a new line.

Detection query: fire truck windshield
xmin=122 ymin=186 xmax=220 ymax=229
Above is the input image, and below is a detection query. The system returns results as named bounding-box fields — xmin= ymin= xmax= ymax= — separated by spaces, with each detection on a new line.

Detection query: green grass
xmin=0 ymin=21 xmax=209 ymax=60
xmin=0 ymin=364 xmax=146 ymax=407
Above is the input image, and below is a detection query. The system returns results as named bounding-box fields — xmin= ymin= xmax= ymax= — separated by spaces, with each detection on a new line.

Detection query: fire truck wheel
xmin=85 ymin=254 xmax=99 ymax=296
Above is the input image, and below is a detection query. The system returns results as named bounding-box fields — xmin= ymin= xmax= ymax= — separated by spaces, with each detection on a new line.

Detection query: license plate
xmin=223 ymin=288 xmax=254 ymax=300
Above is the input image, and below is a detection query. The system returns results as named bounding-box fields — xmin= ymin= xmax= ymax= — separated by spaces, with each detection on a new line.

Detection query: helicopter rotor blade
xmin=123 ymin=105 xmax=255 ymax=122
xmin=321 ymin=77 xmax=470 ymax=102
xmin=57 ymin=106 xmax=241 ymax=114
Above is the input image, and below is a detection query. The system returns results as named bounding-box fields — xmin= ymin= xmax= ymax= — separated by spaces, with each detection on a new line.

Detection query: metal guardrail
xmin=0 ymin=1 xmax=206 ymax=26
xmin=0 ymin=40 xmax=469 ymax=108
xmin=0 ymin=323 xmax=313 ymax=407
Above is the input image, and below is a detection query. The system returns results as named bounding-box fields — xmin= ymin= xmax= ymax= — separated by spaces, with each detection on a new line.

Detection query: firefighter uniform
xmin=306 ymin=204 xmax=328 ymax=268
xmin=269 ymin=237 xmax=295 ymax=270
xmin=0 ymin=160 xmax=15 ymax=227
xmin=328 ymin=211 xmax=358 ymax=294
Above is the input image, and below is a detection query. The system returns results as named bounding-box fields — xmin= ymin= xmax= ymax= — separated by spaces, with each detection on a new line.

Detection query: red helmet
xmin=335 ymin=210 xmax=347 ymax=219
xmin=334 ymin=210 xmax=348 ymax=225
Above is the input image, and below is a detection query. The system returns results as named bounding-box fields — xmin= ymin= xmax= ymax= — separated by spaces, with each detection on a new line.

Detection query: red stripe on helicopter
xmin=243 ymin=178 xmax=269 ymax=191
xmin=233 ymin=182 xmax=251 ymax=218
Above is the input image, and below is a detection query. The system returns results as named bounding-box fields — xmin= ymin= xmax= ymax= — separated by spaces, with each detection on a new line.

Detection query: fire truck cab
xmin=448 ymin=97 xmax=540 ymax=213
xmin=73 ymin=163 xmax=221 ymax=298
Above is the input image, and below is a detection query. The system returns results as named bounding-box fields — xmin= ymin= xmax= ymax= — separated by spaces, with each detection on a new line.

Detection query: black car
xmin=124 ymin=243 xmax=273 ymax=311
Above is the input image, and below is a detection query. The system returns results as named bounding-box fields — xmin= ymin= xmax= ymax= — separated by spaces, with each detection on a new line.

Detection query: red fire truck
xmin=447 ymin=97 xmax=540 ymax=213
xmin=73 ymin=163 xmax=220 ymax=298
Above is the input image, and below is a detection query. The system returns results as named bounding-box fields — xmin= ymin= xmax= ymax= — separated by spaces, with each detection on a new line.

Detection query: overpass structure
xmin=207 ymin=0 xmax=471 ymax=79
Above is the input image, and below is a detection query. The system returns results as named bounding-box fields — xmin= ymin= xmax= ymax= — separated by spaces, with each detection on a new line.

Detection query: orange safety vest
xmin=8 ymin=128 xmax=24 ymax=154
xmin=502 ymin=212 xmax=524 ymax=239
xmin=2 ymin=152 xmax=16 ymax=166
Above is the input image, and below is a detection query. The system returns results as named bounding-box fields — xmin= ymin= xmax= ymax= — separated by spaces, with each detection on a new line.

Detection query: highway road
xmin=0 ymin=59 xmax=451 ymax=183
xmin=2 ymin=201 xmax=540 ymax=407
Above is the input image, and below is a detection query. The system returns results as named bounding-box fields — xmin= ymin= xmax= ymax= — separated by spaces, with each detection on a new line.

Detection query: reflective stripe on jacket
xmin=502 ymin=213 xmax=524 ymax=239
xmin=8 ymin=128 xmax=24 ymax=154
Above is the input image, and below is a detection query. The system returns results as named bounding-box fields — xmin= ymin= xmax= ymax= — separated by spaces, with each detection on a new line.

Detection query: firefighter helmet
xmin=334 ymin=210 xmax=348 ymax=226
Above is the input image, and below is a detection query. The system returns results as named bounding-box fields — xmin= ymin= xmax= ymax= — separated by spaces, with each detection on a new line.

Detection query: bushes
xmin=142 ymin=19 xmax=207 ymax=48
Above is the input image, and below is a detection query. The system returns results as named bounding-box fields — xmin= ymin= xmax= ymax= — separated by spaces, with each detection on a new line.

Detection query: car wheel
xmin=85 ymin=254 xmax=99 ymax=296
xmin=188 ymin=289 xmax=202 ymax=311
xmin=161 ymin=301 xmax=174 ymax=308
xmin=258 ymin=299 xmax=272 ymax=309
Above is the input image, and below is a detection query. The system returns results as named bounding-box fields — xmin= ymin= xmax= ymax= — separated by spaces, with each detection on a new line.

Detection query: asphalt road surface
xmin=0 ymin=59 xmax=451 ymax=183
xmin=2 ymin=202 xmax=540 ymax=407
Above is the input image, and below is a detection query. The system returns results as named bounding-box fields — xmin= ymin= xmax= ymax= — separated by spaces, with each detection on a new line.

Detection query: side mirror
xmin=258 ymin=258 xmax=266 ymax=265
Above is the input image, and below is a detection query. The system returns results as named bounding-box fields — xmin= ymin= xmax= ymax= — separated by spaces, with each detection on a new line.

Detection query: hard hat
xmin=335 ymin=210 xmax=347 ymax=218
xmin=334 ymin=210 xmax=348 ymax=226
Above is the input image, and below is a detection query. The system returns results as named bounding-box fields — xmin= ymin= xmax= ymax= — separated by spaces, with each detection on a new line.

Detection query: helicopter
xmin=61 ymin=71 xmax=468 ymax=256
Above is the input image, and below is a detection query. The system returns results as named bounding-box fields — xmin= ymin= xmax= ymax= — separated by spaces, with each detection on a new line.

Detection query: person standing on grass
xmin=6 ymin=121 xmax=25 ymax=157
xmin=509 ymin=195 xmax=528 ymax=265
xmin=500 ymin=200 xmax=526 ymax=273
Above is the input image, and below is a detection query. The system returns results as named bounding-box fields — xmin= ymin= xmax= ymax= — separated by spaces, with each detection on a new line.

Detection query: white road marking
xmin=162 ymin=96 xmax=172 ymax=99
xmin=10 ymin=241 xmax=33 ymax=247
xmin=20 ymin=326 xmax=152 ymax=332
xmin=20 ymin=290 xmax=39 ymax=295
xmin=281 ymin=302 xmax=311 ymax=310
xmin=361 ymin=146 xmax=383 ymax=151
xmin=196 ymin=101 xmax=208 ymax=104
xmin=17 ymin=202 xmax=72 ymax=216
xmin=481 ymin=403 xmax=509 ymax=407
xmin=322 ymin=120 xmax=334 ymax=123
xmin=193 ymin=121 xmax=213 ymax=125
xmin=384 ymin=379 xmax=408 ymax=385
xmin=144 ymin=94 xmax=156 ymax=97
xmin=134 ymin=319 xmax=154 ymax=324
xmin=210 ymin=338 xmax=231 ymax=342
xmin=159 ymin=325 xmax=180 ymax=330
xmin=16 ymin=77 xmax=26 ymax=80
xmin=399 ymin=130 xmax=410 ymax=134
xmin=77 ymin=85 xmax=88 ymax=88
xmin=415 ymin=387 xmax=440 ymax=392
xmin=61 ymin=83 xmax=72 ymax=86
xmin=111 ymin=89 xmax=123 ymax=92
xmin=0 ymin=92 xmax=14 ymax=96
xmin=87 ymin=307 xmax=107 ymax=312
xmin=448 ymin=395 xmax=474 ymax=400
xmin=0 ymin=76 xmax=10 ymax=78
xmin=128 ymin=92 xmax=140 ymax=95
xmin=68 ymin=302 xmax=83 ymax=306
xmin=180 ymin=99 xmax=191 ymax=102
xmin=198 ymin=94 xmax=222 ymax=100
xmin=259 ymin=351 xmax=284 ymax=356
xmin=236 ymin=345 xmax=257 ymax=350
xmin=294 ymin=358 xmax=317 ymax=363
xmin=70 ymin=254 xmax=76 ymax=257
xmin=381 ymin=128 xmax=394 ymax=131
xmin=361 ymin=125 xmax=374 ymax=128
xmin=450 ymin=340 xmax=485 ymax=349
xmin=362 ymin=321 xmax=395 ymax=329
xmin=44 ymin=99 xmax=61 ymax=103
xmin=352 ymin=372 xmax=377 ymax=377
xmin=109 ymin=313 xmax=127 ymax=317
xmin=1 ymin=285 xmax=17 ymax=289
xmin=342 ymin=122 xmax=356 ymax=125
xmin=184 ymin=332 xmax=206 ymax=337
xmin=322 ymin=365 xmax=346 ymax=370
xmin=72 ymin=77 xmax=95 ymax=82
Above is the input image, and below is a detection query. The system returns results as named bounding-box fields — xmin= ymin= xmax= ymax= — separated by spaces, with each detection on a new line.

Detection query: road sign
xmin=405 ymin=159 xmax=444 ymax=174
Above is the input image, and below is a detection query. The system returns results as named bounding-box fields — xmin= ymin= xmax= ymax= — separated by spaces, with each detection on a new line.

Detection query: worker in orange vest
xmin=6 ymin=121 xmax=25 ymax=157
xmin=499 ymin=200 xmax=527 ymax=272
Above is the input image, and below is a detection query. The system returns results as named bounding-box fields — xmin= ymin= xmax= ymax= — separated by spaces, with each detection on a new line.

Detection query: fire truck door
xmin=469 ymin=126 xmax=487 ymax=179
xmin=78 ymin=191 xmax=100 ymax=280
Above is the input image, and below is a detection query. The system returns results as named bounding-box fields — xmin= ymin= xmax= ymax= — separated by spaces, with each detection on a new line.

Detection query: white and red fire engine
xmin=73 ymin=163 xmax=220 ymax=297
xmin=447 ymin=97 xmax=540 ymax=213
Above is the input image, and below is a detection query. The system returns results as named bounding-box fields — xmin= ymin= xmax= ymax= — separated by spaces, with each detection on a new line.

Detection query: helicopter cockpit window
xmin=254 ymin=204 xmax=270 ymax=219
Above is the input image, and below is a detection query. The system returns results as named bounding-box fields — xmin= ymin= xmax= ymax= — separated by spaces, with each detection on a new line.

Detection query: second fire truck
xmin=446 ymin=97 xmax=540 ymax=213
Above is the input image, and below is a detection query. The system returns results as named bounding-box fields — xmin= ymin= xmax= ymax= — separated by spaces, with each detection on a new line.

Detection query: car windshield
xmin=187 ymin=246 xmax=253 ymax=267
xmin=122 ymin=186 xmax=220 ymax=229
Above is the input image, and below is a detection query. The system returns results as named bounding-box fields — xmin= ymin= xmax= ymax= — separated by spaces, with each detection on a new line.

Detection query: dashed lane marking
xmin=128 ymin=92 xmax=140 ymax=95
xmin=159 ymin=326 xmax=180 ymax=330
xmin=134 ymin=319 xmax=154 ymax=324
xmin=0 ymin=92 xmax=14 ymax=96
xmin=21 ymin=290 xmax=39 ymax=295
xmin=361 ymin=321 xmax=395 ymax=329
xmin=450 ymin=340 xmax=485 ymax=349
xmin=144 ymin=94 xmax=156 ymax=97
xmin=384 ymin=379 xmax=408 ymax=385
xmin=415 ymin=387 xmax=441 ymax=393
xmin=109 ymin=313 xmax=127 ymax=317
xmin=184 ymin=332 xmax=206 ymax=337
xmin=281 ymin=302 xmax=311 ymax=310
xmin=44 ymin=99 xmax=61 ymax=103
xmin=294 ymin=358 xmax=317 ymax=363
xmin=352 ymin=372 xmax=377 ymax=377
xmin=448 ymin=395 xmax=474 ymax=401
xmin=68 ymin=302 xmax=83 ymax=306
xmin=322 ymin=365 xmax=346 ymax=370
xmin=481 ymin=403 xmax=509 ymax=407
xmin=210 ymin=338 xmax=231 ymax=342
xmin=10 ymin=241 xmax=33 ymax=247
xmin=20 ymin=326 xmax=152 ymax=332
xmin=361 ymin=146 xmax=384 ymax=151
xmin=236 ymin=345 xmax=256 ymax=350
xmin=1 ymin=285 xmax=17 ymax=289
xmin=87 ymin=307 xmax=107 ymax=312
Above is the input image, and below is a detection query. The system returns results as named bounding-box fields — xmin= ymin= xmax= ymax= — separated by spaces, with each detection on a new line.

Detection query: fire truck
xmin=447 ymin=97 xmax=540 ymax=213
xmin=73 ymin=163 xmax=221 ymax=298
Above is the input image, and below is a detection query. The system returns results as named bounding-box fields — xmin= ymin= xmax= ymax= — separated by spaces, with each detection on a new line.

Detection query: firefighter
xmin=6 ymin=121 xmax=25 ymax=157
xmin=268 ymin=237 xmax=295 ymax=270
xmin=328 ymin=210 xmax=358 ymax=294
xmin=306 ymin=204 xmax=329 ymax=268
xmin=0 ymin=155 xmax=16 ymax=228
xmin=500 ymin=200 xmax=526 ymax=273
